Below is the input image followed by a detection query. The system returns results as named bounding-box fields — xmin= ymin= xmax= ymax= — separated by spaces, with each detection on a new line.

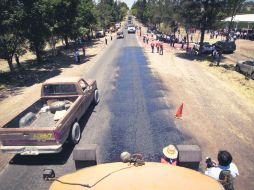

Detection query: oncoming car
xmin=117 ymin=31 xmax=124 ymax=39
xmin=235 ymin=60 xmax=254 ymax=79
xmin=127 ymin=25 xmax=136 ymax=34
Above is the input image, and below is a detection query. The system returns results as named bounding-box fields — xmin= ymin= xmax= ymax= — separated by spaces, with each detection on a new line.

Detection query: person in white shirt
xmin=205 ymin=150 xmax=239 ymax=180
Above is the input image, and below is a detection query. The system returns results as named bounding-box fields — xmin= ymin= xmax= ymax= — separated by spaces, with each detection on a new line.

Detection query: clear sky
xmin=120 ymin=0 xmax=135 ymax=9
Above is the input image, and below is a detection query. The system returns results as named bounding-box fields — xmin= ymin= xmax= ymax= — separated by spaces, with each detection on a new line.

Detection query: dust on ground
xmin=136 ymin=27 xmax=254 ymax=190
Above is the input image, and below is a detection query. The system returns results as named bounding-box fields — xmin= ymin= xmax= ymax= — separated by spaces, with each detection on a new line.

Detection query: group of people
xmin=161 ymin=144 xmax=239 ymax=190
xmin=150 ymin=40 xmax=164 ymax=55
xmin=143 ymin=34 xmax=149 ymax=44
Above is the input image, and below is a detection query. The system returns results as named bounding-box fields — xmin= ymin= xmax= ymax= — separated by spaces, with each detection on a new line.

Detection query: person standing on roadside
xmin=146 ymin=34 xmax=149 ymax=44
xmin=150 ymin=40 xmax=155 ymax=53
xmin=159 ymin=41 xmax=163 ymax=55
xmin=82 ymin=45 xmax=86 ymax=57
xmin=105 ymin=37 xmax=108 ymax=45
xmin=73 ymin=49 xmax=78 ymax=64
xmin=156 ymin=40 xmax=160 ymax=53
xmin=76 ymin=49 xmax=80 ymax=63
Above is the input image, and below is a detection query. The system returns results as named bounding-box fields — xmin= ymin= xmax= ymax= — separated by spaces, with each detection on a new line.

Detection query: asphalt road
xmin=0 ymin=31 xmax=186 ymax=189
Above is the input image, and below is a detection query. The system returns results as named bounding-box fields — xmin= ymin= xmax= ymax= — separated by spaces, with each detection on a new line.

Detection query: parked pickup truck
xmin=0 ymin=77 xmax=99 ymax=155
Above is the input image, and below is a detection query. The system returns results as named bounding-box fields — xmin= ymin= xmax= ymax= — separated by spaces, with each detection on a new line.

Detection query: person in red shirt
xmin=161 ymin=144 xmax=178 ymax=165
xmin=150 ymin=40 xmax=155 ymax=53
xmin=156 ymin=40 xmax=159 ymax=53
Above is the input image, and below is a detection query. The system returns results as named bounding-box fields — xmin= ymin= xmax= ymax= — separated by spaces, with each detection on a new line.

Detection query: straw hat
xmin=163 ymin=145 xmax=178 ymax=159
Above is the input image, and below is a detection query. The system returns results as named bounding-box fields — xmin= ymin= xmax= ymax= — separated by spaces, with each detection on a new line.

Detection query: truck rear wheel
xmin=70 ymin=122 xmax=81 ymax=144
xmin=93 ymin=89 xmax=100 ymax=105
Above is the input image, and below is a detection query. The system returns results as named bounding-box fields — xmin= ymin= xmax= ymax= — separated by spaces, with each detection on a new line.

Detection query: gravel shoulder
xmin=136 ymin=32 xmax=254 ymax=190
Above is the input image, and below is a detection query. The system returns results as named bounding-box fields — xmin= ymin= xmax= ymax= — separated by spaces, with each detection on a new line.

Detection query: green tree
xmin=176 ymin=0 xmax=224 ymax=55
xmin=22 ymin=0 xmax=52 ymax=63
xmin=0 ymin=0 xmax=25 ymax=72
xmin=131 ymin=0 xmax=147 ymax=23
xmin=224 ymin=0 xmax=245 ymax=41
xmin=51 ymin=0 xmax=79 ymax=47
xmin=96 ymin=0 xmax=115 ymax=29
xmin=118 ymin=2 xmax=129 ymax=20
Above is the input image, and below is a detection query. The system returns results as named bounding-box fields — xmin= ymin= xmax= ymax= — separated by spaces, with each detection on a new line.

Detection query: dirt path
xmin=137 ymin=33 xmax=254 ymax=189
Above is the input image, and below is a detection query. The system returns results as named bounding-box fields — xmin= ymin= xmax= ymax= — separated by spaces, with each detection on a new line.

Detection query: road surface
xmin=0 ymin=31 xmax=186 ymax=189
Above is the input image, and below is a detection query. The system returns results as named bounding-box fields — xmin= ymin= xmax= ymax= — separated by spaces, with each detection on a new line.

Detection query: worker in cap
xmin=161 ymin=145 xmax=178 ymax=165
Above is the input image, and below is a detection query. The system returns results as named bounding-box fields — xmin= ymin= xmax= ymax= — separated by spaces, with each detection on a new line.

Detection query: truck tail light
xmin=53 ymin=130 xmax=61 ymax=142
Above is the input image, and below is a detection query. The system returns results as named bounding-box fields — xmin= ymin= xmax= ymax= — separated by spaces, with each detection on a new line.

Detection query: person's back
xmin=219 ymin=170 xmax=234 ymax=190
xmin=205 ymin=151 xmax=239 ymax=190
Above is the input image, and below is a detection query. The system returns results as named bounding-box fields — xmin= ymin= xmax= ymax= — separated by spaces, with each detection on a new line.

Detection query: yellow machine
xmin=47 ymin=147 xmax=224 ymax=190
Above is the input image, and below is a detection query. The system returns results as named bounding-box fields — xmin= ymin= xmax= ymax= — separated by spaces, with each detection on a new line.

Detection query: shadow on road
xmin=9 ymin=104 xmax=96 ymax=166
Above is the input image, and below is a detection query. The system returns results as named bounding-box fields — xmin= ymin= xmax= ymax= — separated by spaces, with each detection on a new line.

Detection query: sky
xmin=121 ymin=0 xmax=135 ymax=9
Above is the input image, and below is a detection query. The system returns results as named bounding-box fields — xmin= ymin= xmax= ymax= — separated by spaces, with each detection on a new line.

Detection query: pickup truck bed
xmin=3 ymin=97 xmax=76 ymax=129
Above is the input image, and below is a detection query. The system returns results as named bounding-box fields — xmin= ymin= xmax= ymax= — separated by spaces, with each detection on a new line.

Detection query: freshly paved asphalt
xmin=0 ymin=31 xmax=186 ymax=189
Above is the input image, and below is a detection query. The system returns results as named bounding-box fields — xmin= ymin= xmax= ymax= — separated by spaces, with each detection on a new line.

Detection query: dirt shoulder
xmin=136 ymin=31 xmax=254 ymax=190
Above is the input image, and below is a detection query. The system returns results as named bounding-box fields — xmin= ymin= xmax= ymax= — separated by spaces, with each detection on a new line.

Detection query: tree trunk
xmin=35 ymin=46 xmax=42 ymax=63
xmin=64 ymin=36 xmax=69 ymax=48
xmin=199 ymin=27 xmax=205 ymax=55
xmin=226 ymin=2 xmax=238 ymax=42
xmin=15 ymin=54 xmax=21 ymax=68
xmin=186 ymin=27 xmax=189 ymax=51
xmin=7 ymin=58 xmax=15 ymax=73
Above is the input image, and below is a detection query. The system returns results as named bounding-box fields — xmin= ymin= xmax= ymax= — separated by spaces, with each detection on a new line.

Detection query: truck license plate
xmin=33 ymin=133 xmax=53 ymax=140
xmin=21 ymin=147 xmax=39 ymax=155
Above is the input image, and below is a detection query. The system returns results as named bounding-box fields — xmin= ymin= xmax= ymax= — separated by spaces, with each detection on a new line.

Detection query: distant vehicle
xmin=213 ymin=40 xmax=236 ymax=53
xmin=116 ymin=31 xmax=124 ymax=39
xmin=128 ymin=25 xmax=136 ymax=34
xmin=235 ymin=60 xmax=254 ymax=79
xmin=0 ymin=77 xmax=99 ymax=155
xmin=95 ymin=30 xmax=105 ymax=38
xmin=193 ymin=42 xmax=215 ymax=54
xmin=115 ymin=23 xmax=120 ymax=29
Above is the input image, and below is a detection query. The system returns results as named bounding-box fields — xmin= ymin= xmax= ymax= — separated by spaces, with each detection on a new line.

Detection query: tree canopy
xmin=0 ymin=0 xmax=128 ymax=72
xmin=131 ymin=0 xmax=248 ymax=54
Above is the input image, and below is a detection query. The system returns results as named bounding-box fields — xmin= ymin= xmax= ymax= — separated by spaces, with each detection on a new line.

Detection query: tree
xmin=177 ymin=1 xmax=200 ymax=50
xmin=176 ymin=0 xmax=224 ymax=55
xmin=118 ymin=2 xmax=129 ymax=21
xmin=0 ymin=0 xmax=25 ymax=72
xmin=51 ymin=0 xmax=79 ymax=47
xmin=131 ymin=0 xmax=147 ymax=23
xmin=74 ymin=0 xmax=96 ymax=40
xmin=22 ymin=0 xmax=52 ymax=63
xmin=224 ymin=0 xmax=245 ymax=41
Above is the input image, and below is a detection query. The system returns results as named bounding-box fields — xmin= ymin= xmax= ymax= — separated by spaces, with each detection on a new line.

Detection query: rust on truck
xmin=0 ymin=77 xmax=99 ymax=155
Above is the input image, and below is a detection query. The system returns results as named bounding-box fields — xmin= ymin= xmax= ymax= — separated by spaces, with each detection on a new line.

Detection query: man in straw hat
xmin=161 ymin=144 xmax=178 ymax=165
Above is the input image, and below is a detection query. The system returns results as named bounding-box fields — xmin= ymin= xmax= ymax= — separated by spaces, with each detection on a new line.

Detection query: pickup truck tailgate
xmin=0 ymin=129 xmax=57 ymax=146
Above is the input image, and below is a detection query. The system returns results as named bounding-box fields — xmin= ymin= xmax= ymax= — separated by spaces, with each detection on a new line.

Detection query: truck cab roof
xmin=43 ymin=77 xmax=83 ymax=84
